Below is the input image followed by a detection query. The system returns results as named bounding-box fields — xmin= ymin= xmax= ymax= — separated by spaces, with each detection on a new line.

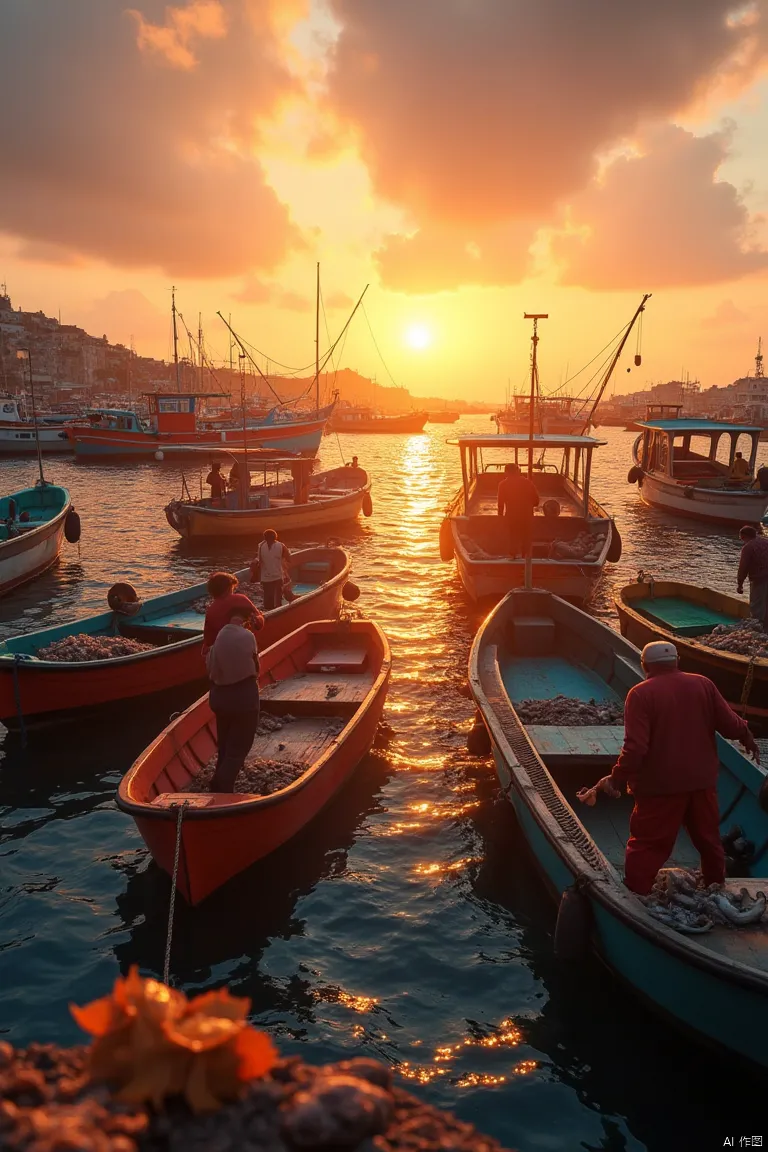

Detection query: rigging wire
xmin=543 ymin=319 xmax=631 ymax=398
xmin=360 ymin=302 xmax=401 ymax=390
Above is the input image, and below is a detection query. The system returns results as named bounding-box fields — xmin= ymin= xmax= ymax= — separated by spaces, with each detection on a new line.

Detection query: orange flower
xmin=70 ymin=967 xmax=276 ymax=1112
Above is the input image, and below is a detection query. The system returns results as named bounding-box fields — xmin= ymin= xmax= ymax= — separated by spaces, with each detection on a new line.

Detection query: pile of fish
xmin=38 ymin=634 xmax=156 ymax=662
xmin=643 ymin=868 xmax=767 ymax=933
xmin=549 ymin=532 xmax=604 ymax=562
xmin=186 ymin=755 xmax=309 ymax=795
xmin=191 ymin=579 xmax=265 ymax=615
xmin=705 ymin=616 xmax=768 ymax=657
xmin=516 ymin=694 xmax=624 ymax=726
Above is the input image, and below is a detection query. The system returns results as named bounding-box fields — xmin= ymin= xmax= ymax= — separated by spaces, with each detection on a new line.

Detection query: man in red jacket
xmin=592 ymin=641 xmax=759 ymax=895
xmin=497 ymin=463 xmax=539 ymax=558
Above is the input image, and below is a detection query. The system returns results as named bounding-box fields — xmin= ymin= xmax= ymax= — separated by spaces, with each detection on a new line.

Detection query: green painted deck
xmin=634 ymin=595 xmax=735 ymax=638
xmin=528 ymin=724 xmax=624 ymax=763
xmin=501 ymin=654 xmax=621 ymax=704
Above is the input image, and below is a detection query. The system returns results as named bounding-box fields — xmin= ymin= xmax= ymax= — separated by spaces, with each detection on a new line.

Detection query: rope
xmin=11 ymin=656 xmax=27 ymax=749
xmin=740 ymin=656 xmax=756 ymax=717
xmin=164 ymin=801 xmax=188 ymax=985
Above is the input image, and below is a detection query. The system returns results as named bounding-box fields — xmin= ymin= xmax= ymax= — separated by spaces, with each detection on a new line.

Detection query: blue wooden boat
xmin=0 ymin=547 xmax=351 ymax=726
xmin=0 ymin=482 xmax=72 ymax=596
xmin=470 ymin=587 xmax=768 ymax=1068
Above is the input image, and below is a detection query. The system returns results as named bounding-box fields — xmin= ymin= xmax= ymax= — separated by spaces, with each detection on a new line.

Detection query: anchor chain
xmin=740 ymin=655 xmax=756 ymax=719
xmin=163 ymin=801 xmax=188 ymax=985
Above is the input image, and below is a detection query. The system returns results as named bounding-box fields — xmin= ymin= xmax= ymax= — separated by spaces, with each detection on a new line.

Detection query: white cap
xmin=641 ymin=641 xmax=678 ymax=664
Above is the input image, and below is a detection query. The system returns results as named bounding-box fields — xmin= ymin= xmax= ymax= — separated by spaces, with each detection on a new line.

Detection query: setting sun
xmin=404 ymin=323 xmax=432 ymax=351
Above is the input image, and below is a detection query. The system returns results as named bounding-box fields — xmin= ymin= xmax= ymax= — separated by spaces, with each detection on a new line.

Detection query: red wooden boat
xmin=0 ymin=548 xmax=351 ymax=726
xmin=117 ymin=619 xmax=391 ymax=904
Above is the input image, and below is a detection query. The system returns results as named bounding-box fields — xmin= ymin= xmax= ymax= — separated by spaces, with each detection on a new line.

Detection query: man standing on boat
xmin=252 ymin=529 xmax=292 ymax=611
xmin=591 ymin=641 xmax=759 ymax=896
xmin=203 ymin=572 xmax=264 ymax=653
xmin=206 ymin=603 xmax=260 ymax=791
xmin=737 ymin=525 xmax=768 ymax=627
xmin=497 ymin=463 xmax=539 ymax=559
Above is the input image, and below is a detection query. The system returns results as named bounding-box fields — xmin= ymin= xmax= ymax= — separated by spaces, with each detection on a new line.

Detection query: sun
xmin=404 ymin=323 xmax=432 ymax=351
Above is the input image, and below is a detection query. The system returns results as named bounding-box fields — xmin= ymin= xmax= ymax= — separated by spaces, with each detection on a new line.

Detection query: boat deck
xmin=469 ymin=494 xmax=583 ymax=518
xmin=501 ymin=654 xmax=620 ymax=704
xmin=261 ymin=670 xmax=375 ymax=707
xmin=632 ymin=596 xmax=734 ymax=637
xmin=136 ymin=582 xmax=319 ymax=633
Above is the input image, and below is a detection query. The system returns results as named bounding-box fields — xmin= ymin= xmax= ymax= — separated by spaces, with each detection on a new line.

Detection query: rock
xmin=283 ymin=1074 xmax=393 ymax=1147
xmin=330 ymin=1059 xmax=392 ymax=1092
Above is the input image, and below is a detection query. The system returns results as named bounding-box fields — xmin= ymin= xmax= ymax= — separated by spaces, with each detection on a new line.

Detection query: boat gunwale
xmin=116 ymin=620 xmax=391 ymax=821
xmin=0 ymin=485 xmax=71 ymax=560
xmin=469 ymin=589 xmax=768 ymax=1000
xmin=169 ymin=477 xmax=371 ymax=522
xmin=631 ymin=434 xmax=768 ymax=502
xmin=0 ymin=547 xmax=351 ymax=669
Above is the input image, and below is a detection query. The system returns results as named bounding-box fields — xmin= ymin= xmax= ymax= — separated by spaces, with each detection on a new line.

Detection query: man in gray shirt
xmin=206 ymin=604 xmax=260 ymax=790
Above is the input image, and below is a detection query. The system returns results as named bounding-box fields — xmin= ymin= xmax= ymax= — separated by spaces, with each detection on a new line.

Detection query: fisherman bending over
xmin=588 ymin=642 xmax=759 ymax=895
xmin=737 ymin=524 xmax=768 ymax=627
xmin=497 ymin=463 xmax=539 ymax=559
xmin=203 ymin=571 xmax=264 ymax=653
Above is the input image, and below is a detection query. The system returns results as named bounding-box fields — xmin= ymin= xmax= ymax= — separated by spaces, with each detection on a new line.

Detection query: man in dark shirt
xmin=205 ymin=463 xmax=226 ymax=502
xmin=203 ymin=571 xmax=264 ymax=653
xmin=737 ymin=525 xmax=768 ymax=626
xmin=587 ymin=642 xmax=758 ymax=895
xmin=496 ymin=463 xmax=539 ymax=558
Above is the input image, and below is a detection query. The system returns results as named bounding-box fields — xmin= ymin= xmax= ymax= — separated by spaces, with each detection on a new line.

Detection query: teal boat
xmin=470 ymin=587 xmax=768 ymax=1068
xmin=0 ymin=482 xmax=73 ymax=597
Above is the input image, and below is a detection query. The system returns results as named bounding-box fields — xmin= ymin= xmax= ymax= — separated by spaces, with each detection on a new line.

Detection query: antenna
xmin=756 ymin=337 xmax=764 ymax=379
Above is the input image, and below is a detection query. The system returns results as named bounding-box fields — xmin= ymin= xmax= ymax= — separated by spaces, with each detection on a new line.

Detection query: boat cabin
xmin=635 ymin=418 xmax=761 ymax=486
xmin=144 ymin=392 xmax=227 ymax=434
xmin=85 ymin=408 xmax=147 ymax=434
xmin=0 ymin=397 xmax=24 ymax=425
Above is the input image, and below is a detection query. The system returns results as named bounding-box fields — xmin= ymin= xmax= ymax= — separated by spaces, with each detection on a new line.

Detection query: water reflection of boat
xmin=164 ymin=463 xmax=372 ymax=541
xmin=118 ymin=620 xmax=391 ymax=904
xmin=441 ymin=434 xmax=620 ymax=604
xmin=0 ymin=547 xmax=350 ymax=726
xmin=0 ymin=482 xmax=72 ymax=596
xmin=616 ymin=578 xmax=768 ymax=725
xmin=470 ymin=587 xmax=768 ymax=1070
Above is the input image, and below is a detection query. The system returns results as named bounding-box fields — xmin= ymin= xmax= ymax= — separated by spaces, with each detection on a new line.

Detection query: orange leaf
xmin=186 ymin=987 xmax=251 ymax=1023
xmin=70 ymin=995 xmax=119 ymax=1038
xmin=234 ymin=1028 xmax=277 ymax=1081
xmin=165 ymin=1015 xmax=244 ymax=1053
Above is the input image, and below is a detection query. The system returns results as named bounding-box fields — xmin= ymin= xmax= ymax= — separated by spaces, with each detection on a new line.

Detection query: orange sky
xmin=3 ymin=0 xmax=768 ymax=401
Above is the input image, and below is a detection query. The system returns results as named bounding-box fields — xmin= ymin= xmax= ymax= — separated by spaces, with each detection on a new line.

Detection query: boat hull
xmin=329 ymin=413 xmax=427 ymax=434
xmin=635 ymin=473 xmax=768 ymax=524
xmin=68 ymin=419 xmax=327 ymax=458
xmin=0 ymin=428 xmax=72 ymax=454
xmin=0 ymin=492 xmax=71 ymax=596
xmin=167 ymin=487 xmax=368 ymax=540
xmin=0 ymin=550 xmax=350 ymax=724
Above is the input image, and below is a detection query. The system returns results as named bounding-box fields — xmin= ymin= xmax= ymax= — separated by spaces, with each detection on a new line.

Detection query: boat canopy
xmin=637 ymin=419 xmax=762 ymax=434
xmin=449 ymin=433 xmax=606 ymax=448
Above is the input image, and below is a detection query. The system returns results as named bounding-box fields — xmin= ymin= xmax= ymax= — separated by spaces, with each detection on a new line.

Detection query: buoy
xmin=64 ymin=507 xmax=81 ymax=544
xmin=542 ymin=498 xmax=561 ymax=518
xmin=362 ymin=491 xmax=373 ymax=517
xmin=467 ymin=714 xmax=491 ymax=756
xmin=439 ymin=518 xmax=454 ymax=561
xmin=107 ymin=582 xmax=141 ymax=614
xmin=606 ymin=524 xmax=622 ymax=563
xmin=342 ymin=580 xmax=360 ymax=602
xmin=554 ymin=884 xmax=592 ymax=960
xmin=155 ymin=450 xmax=164 ymax=461
xmin=634 ymin=353 xmax=642 ymax=366
xmin=627 ymin=466 xmax=642 ymax=484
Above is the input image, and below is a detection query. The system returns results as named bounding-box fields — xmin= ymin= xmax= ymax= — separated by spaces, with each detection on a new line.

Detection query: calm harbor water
xmin=0 ymin=420 xmax=765 ymax=1151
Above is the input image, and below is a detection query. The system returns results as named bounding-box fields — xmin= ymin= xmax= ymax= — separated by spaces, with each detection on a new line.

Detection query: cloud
xmin=233 ymin=277 xmax=312 ymax=310
xmin=79 ymin=289 xmax=170 ymax=350
xmin=553 ymin=125 xmax=768 ymax=289
xmin=0 ymin=0 xmax=306 ymax=278
xmin=324 ymin=0 xmax=768 ymax=227
xmin=374 ymin=220 xmax=539 ymax=293
xmin=701 ymin=298 xmax=753 ymax=328
xmin=324 ymin=290 xmax=354 ymax=309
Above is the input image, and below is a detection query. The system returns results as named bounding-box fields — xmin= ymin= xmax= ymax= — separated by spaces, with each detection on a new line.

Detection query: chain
xmin=163 ymin=801 xmax=188 ymax=985
xmin=740 ymin=656 xmax=756 ymax=717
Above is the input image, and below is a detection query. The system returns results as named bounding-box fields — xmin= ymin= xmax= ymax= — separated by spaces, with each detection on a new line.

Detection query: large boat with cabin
xmin=0 ymin=396 xmax=73 ymax=454
xmin=65 ymin=393 xmax=334 ymax=458
xmin=470 ymin=586 xmax=768 ymax=1069
xmin=495 ymin=395 xmax=590 ymax=435
xmin=440 ymin=433 xmax=621 ymax=604
xmin=627 ymin=405 xmax=768 ymax=524
xmin=328 ymin=406 xmax=428 ymax=434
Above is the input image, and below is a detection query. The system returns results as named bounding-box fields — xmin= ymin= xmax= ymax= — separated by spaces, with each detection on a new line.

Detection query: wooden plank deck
xmin=248 ymin=715 xmax=342 ymax=762
xmin=261 ymin=671 xmax=374 ymax=705
xmin=527 ymin=724 xmax=624 ymax=765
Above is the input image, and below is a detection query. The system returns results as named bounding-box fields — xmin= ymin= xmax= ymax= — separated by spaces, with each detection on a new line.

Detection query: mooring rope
xmin=163 ymin=801 xmax=188 ymax=985
xmin=740 ymin=655 xmax=756 ymax=718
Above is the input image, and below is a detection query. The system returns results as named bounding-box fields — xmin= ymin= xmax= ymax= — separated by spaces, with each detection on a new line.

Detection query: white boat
xmin=0 ymin=397 xmax=73 ymax=454
xmin=440 ymin=433 xmax=621 ymax=604
xmin=628 ymin=406 xmax=768 ymax=525
xmin=0 ymin=482 xmax=73 ymax=595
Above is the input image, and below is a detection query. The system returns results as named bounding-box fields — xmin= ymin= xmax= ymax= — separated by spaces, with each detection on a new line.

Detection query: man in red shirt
xmin=591 ymin=641 xmax=759 ymax=895
xmin=737 ymin=524 xmax=768 ymax=627
xmin=202 ymin=571 xmax=264 ymax=654
xmin=497 ymin=463 xmax=539 ymax=558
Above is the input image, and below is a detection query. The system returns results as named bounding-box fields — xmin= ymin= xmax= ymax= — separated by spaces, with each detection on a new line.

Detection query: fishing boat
xmin=440 ymin=433 xmax=620 ymax=604
xmin=117 ymin=618 xmax=391 ymax=904
xmin=0 ymin=482 xmax=74 ymax=596
xmin=0 ymin=547 xmax=351 ymax=726
xmin=616 ymin=577 xmax=768 ymax=724
xmin=495 ymin=395 xmax=591 ymax=435
xmin=329 ymin=406 xmax=428 ymax=434
xmin=0 ymin=396 xmax=73 ymax=454
xmin=426 ymin=410 xmax=460 ymax=424
xmin=65 ymin=394 xmax=334 ymax=459
xmin=470 ymin=587 xmax=768 ymax=1069
xmin=165 ymin=461 xmax=372 ymax=541
xmin=628 ymin=406 xmax=768 ymax=524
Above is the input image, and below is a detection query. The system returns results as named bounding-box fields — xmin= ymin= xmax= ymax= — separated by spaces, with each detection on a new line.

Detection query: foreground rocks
xmin=0 ymin=1045 xmax=512 ymax=1152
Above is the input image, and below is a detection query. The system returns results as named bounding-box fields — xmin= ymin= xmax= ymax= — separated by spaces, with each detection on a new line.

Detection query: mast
xmin=756 ymin=337 xmax=764 ymax=379
xmin=198 ymin=312 xmax=204 ymax=392
xmin=523 ymin=313 xmax=548 ymax=590
xmin=315 ymin=261 xmax=320 ymax=415
xmin=581 ymin=293 xmax=651 ymax=432
xmin=171 ymin=286 xmax=181 ymax=393
xmin=128 ymin=336 xmax=134 ymax=406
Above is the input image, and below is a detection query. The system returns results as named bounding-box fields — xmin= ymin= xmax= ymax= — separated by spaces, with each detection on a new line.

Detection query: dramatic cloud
xmin=79 ymin=289 xmax=170 ymax=350
xmin=325 ymin=0 xmax=768 ymax=228
xmin=0 ymin=0 xmax=306 ymax=277
xmin=553 ymin=125 xmax=768 ymax=288
xmin=233 ymin=277 xmax=312 ymax=310
xmin=374 ymin=221 xmax=539 ymax=293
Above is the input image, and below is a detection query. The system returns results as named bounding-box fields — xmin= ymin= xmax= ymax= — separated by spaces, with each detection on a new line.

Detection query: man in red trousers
xmin=592 ymin=641 xmax=760 ymax=895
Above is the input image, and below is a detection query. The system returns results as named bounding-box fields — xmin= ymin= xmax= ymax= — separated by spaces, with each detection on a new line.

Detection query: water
xmin=0 ymin=422 xmax=763 ymax=1150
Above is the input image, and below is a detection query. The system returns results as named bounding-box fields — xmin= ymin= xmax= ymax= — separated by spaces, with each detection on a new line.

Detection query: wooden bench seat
xmin=306 ymin=645 xmax=368 ymax=672
xmin=261 ymin=670 xmax=374 ymax=705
